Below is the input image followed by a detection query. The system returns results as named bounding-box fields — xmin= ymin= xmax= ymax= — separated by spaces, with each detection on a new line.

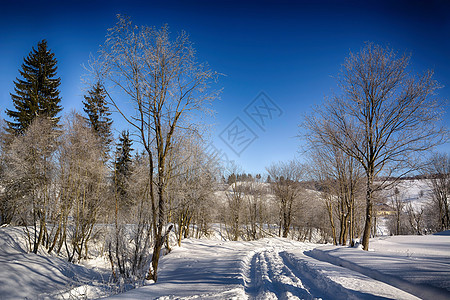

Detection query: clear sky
xmin=1 ymin=0 xmax=449 ymax=175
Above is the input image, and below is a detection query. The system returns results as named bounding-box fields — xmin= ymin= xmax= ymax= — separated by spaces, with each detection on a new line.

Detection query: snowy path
xmin=244 ymin=247 xmax=317 ymax=299
xmin=243 ymin=246 xmax=419 ymax=300
xmin=105 ymin=238 xmax=421 ymax=300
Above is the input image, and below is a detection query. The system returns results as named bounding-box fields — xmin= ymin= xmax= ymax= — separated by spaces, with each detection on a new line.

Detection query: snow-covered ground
xmin=103 ymin=235 xmax=449 ymax=300
xmin=308 ymin=234 xmax=450 ymax=300
xmin=0 ymin=226 xmax=115 ymax=299
xmin=2 ymin=225 xmax=449 ymax=299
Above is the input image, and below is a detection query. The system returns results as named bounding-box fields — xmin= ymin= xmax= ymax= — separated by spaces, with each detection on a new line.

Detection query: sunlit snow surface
xmin=1 ymin=227 xmax=449 ymax=299
xmin=308 ymin=234 xmax=450 ymax=300
xmin=104 ymin=235 xmax=449 ymax=300
xmin=0 ymin=227 xmax=113 ymax=299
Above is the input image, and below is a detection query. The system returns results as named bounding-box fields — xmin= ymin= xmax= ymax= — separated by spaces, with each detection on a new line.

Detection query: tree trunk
xmin=339 ymin=207 xmax=345 ymax=245
xmin=150 ymin=184 xmax=165 ymax=282
xmin=33 ymin=217 xmax=45 ymax=254
xmin=361 ymin=175 xmax=373 ymax=250
xmin=282 ymin=209 xmax=289 ymax=238
xmin=341 ymin=213 xmax=350 ymax=246
xmin=326 ymin=200 xmax=337 ymax=245
xmin=350 ymin=200 xmax=355 ymax=246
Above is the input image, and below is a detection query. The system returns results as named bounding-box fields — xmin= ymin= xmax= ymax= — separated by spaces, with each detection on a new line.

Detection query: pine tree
xmin=83 ymin=81 xmax=113 ymax=151
xmin=6 ymin=40 xmax=62 ymax=135
xmin=114 ymin=131 xmax=133 ymax=206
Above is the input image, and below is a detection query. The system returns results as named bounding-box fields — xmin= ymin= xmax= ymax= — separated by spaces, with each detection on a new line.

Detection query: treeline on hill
xmin=0 ymin=17 xmax=448 ymax=284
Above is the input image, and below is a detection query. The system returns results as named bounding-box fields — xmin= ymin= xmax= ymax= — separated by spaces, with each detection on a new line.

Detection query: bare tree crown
xmin=306 ymin=43 xmax=446 ymax=178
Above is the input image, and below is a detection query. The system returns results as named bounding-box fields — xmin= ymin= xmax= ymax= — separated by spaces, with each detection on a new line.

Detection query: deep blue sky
xmin=1 ymin=0 xmax=449 ymax=174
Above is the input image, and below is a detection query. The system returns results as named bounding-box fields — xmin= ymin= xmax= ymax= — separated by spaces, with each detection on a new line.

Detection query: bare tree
xmin=303 ymin=43 xmax=447 ymax=250
xmin=390 ymin=187 xmax=405 ymax=235
xmin=4 ymin=116 xmax=58 ymax=253
xmin=242 ymin=178 xmax=269 ymax=241
xmin=166 ymin=133 xmax=218 ymax=245
xmin=266 ymin=160 xmax=305 ymax=238
xmin=108 ymin=151 xmax=153 ymax=281
xmin=322 ymin=187 xmax=338 ymax=245
xmin=0 ymin=119 xmax=16 ymax=225
xmin=96 ymin=16 xmax=219 ymax=281
xmin=308 ymin=144 xmax=363 ymax=245
xmin=225 ymin=172 xmax=245 ymax=241
xmin=406 ymin=202 xmax=424 ymax=235
xmin=425 ymin=153 xmax=450 ymax=231
xmin=58 ymin=113 xmax=107 ymax=262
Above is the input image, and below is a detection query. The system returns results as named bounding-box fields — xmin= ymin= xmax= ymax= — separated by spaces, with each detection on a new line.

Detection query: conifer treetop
xmin=82 ymin=81 xmax=113 ymax=151
xmin=6 ymin=39 xmax=62 ymax=135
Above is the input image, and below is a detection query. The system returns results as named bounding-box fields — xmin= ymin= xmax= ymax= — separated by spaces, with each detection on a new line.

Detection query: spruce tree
xmin=114 ymin=130 xmax=133 ymax=205
xmin=83 ymin=81 xmax=113 ymax=151
xmin=6 ymin=40 xmax=62 ymax=135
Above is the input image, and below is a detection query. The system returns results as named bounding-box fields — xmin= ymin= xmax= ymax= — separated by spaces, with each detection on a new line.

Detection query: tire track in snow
xmin=244 ymin=248 xmax=316 ymax=299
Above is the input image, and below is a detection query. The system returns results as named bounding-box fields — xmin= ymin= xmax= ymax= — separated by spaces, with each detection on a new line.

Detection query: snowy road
xmin=105 ymin=238 xmax=426 ymax=300
xmin=244 ymin=249 xmax=316 ymax=299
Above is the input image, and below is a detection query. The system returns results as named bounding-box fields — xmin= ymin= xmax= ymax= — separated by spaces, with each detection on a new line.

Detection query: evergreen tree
xmin=227 ymin=173 xmax=236 ymax=185
xmin=6 ymin=40 xmax=62 ymax=135
xmin=83 ymin=81 xmax=113 ymax=151
xmin=114 ymin=131 xmax=133 ymax=205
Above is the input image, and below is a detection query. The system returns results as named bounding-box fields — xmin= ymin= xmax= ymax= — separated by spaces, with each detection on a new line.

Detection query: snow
xmin=1 ymin=217 xmax=449 ymax=299
xmin=102 ymin=236 xmax=443 ymax=300
xmin=308 ymin=234 xmax=450 ymax=300
xmin=0 ymin=226 xmax=114 ymax=299
xmin=381 ymin=179 xmax=433 ymax=212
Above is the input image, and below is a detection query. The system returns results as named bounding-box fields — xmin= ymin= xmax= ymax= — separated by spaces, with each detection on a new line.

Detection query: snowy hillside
xmin=380 ymin=179 xmax=433 ymax=212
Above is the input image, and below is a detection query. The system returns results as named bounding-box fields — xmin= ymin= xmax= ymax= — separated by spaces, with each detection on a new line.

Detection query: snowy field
xmin=1 ymin=226 xmax=449 ymax=300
